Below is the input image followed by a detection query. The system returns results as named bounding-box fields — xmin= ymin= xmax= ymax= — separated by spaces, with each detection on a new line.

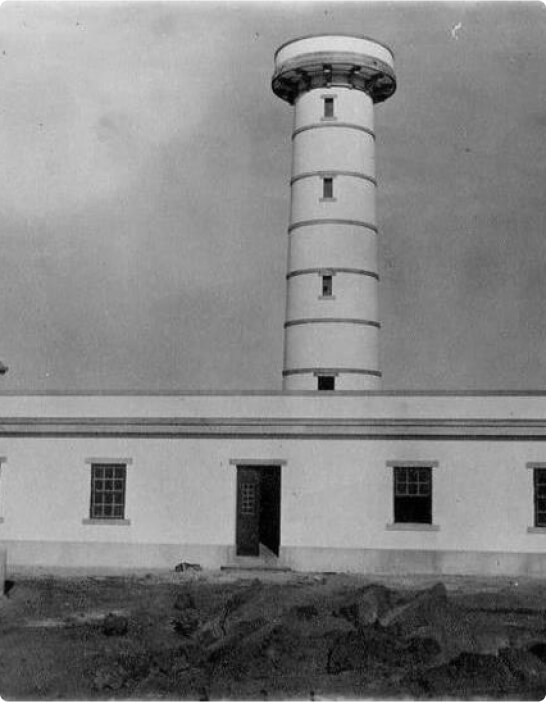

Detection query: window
xmin=323 ymin=97 xmax=335 ymax=118
xmin=322 ymin=274 xmax=333 ymax=297
xmin=393 ymin=466 xmax=432 ymax=524
xmin=0 ymin=457 xmax=6 ymax=524
xmin=318 ymin=375 xmax=335 ymax=391
xmin=534 ymin=468 xmax=546 ymax=527
xmin=322 ymin=177 xmax=334 ymax=199
xmin=90 ymin=464 xmax=127 ymax=520
xmin=241 ymin=482 xmax=257 ymax=515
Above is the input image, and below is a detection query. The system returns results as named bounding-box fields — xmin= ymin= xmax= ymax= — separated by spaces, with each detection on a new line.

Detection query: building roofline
xmin=274 ymin=33 xmax=395 ymax=61
xmin=2 ymin=389 xmax=546 ymax=398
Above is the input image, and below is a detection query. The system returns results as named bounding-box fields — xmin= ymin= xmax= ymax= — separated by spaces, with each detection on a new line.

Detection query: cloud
xmin=0 ymin=2 xmax=231 ymax=219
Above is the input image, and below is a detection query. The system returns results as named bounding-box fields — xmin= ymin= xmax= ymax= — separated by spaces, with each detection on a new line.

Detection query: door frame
xmin=229 ymin=459 xmax=286 ymax=557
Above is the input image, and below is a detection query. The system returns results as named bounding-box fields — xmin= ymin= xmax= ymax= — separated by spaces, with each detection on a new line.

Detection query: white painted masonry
xmin=0 ymin=391 xmax=546 ymax=574
xmin=273 ymin=35 xmax=395 ymax=390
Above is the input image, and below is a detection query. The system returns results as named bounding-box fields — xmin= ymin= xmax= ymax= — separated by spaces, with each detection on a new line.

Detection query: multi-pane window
xmin=90 ymin=464 xmax=126 ymax=520
xmin=241 ymin=483 xmax=257 ymax=515
xmin=322 ymin=274 xmax=333 ymax=297
xmin=393 ymin=466 xmax=432 ymax=524
xmin=318 ymin=375 xmax=335 ymax=391
xmin=534 ymin=468 xmax=546 ymax=527
xmin=323 ymin=97 xmax=335 ymax=118
xmin=322 ymin=177 xmax=334 ymax=199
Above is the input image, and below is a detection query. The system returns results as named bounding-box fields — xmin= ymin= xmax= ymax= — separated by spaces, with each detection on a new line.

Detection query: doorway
xmin=236 ymin=465 xmax=281 ymax=557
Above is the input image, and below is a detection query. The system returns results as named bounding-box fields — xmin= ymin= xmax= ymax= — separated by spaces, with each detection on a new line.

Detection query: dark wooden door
xmin=259 ymin=466 xmax=281 ymax=556
xmin=236 ymin=467 xmax=261 ymax=556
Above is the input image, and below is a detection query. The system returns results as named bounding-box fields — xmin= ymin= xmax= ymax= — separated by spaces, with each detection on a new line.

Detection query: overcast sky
xmin=0 ymin=0 xmax=545 ymax=392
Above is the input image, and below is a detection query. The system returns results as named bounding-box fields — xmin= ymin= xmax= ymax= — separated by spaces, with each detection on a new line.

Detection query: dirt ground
xmin=2 ymin=568 xmax=546 ymax=700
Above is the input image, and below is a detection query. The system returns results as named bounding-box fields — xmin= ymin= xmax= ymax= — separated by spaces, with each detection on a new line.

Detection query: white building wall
xmin=1 ymin=393 xmax=546 ymax=575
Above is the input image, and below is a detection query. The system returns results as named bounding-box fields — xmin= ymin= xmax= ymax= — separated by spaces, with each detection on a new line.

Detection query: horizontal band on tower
xmin=292 ymin=122 xmax=376 ymax=140
xmin=287 ymin=268 xmax=379 ymax=280
xmin=282 ymin=367 xmax=382 ymax=378
xmin=284 ymin=318 xmax=381 ymax=328
xmin=289 ymin=219 xmax=378 ymax=234
xmin=290 ymin=170 xmax=377 ymax=187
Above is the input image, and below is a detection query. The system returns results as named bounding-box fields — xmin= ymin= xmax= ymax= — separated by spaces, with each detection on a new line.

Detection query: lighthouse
xmin=272 ymin=34 xmax=396 ymax=391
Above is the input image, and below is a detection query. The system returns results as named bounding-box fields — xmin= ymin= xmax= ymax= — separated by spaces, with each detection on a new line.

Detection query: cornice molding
xmin=272 ymin=51 xmax=396 ymax=104
xmin=3 ymin=390 xmax=546 ymax=397
xmin=2 ymin=416 xmax=546 ymax=439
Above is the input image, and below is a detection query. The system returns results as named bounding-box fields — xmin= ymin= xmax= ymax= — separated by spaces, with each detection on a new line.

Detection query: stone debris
xmin=172 ymin=608 xmax=200 ymax=637
xmin=102 ymin=612 xmax=129 ymax=636
xmin=291 ymin=604 xmax=319 ymax=621
xmin=92 ymin=664 xmax=126 ymax=691
xmin=9 ymin=574 xmax=546 ymax=699
xmin=174 ymin=591 xmax=196 ymax=611
xmin=174 ymin=562 xmax=202 ymax=572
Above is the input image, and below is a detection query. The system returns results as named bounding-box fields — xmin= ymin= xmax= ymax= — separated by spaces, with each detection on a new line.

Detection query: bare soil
xmin=2 ymin=569 xmax=546 ymax=699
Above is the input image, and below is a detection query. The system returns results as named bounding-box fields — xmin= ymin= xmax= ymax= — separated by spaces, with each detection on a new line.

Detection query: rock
xmin=102 ymin=613 xmax=128 ymax=636
xmin=326 ymin=628 xmax=400 ymax=674
xmin=354 ymin=584 xmax=393 ymax=625
xmin=379 ymin=582 xmax=447 ymax=628
xmin=92 ymin=665 xmax=126 ymax=691
xmin=403 ymin=635 xmax=442 ymax=663
xmin=174 ymin=562 xmax=202 ymax=572
xmin=499 ymin=646 xmax=546 ymax=683
xmin=174 ymin=591 xmax=196 ymax=611
xmin=292 ymin=604 xmax=319 ymax=621
xmin=528 ymin=641 xmax=546 ymax=662
xmin=172 ymin=608 xmax=200 ymax=637
xmin=408 ymin=651 xmax=516 ymax=697
xmin=327 ymin=627 xmax=444 ymax=677
xmin=197 ymin=617 xmax=225 ymax=647
xmin=379 ymin=584 xmax=480 ymax=658
xmin=223 ymin=579 xmax=263 ymax=619
xmin=336 ymin=602 xmax=360 ymax=626
xmin=333 ymin=584 xmax=393 ymax=627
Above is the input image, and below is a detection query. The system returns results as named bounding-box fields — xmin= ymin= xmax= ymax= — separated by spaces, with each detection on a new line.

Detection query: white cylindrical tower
xmin=272 ymin=34 xmax=396 ymax=391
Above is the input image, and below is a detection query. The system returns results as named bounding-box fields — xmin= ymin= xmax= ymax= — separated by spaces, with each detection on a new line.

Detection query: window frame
xmin=527 ymin=463 xmax=546 ymax=533
xmin=317 ymin=375 xmax=335 ymax=391
xmin=0 ymin=457 xmax=6 ymax=524
xmin=82 ymin=458 xmax=132 ymax=526
xmin=322 ymin=96 xmax=335 ymax=119
xmin=321 ymin=176 xmax=334 ymax=200
xmin=385 ymin=461 xmax=440 ymax=531
xmin=321 ymin=274 xmax=333 ymax=297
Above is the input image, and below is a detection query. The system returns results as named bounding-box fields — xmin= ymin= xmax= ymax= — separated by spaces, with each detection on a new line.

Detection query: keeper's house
xmin=1 ymin=36 xmax=545 ymax=576
xmin=2 ymin=391 xmax=546 ymax=575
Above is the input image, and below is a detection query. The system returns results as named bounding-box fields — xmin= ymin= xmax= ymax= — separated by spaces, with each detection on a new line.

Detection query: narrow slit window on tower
xmin=318 ymin=375 xmax=335 ymax=391
xmin=323 ymin=97 xmax=335 ymax=118
xmin=322 ymin=274 xmax=333 ymax=297
xmin=322 ymin=177 xmax=334 ymax=199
